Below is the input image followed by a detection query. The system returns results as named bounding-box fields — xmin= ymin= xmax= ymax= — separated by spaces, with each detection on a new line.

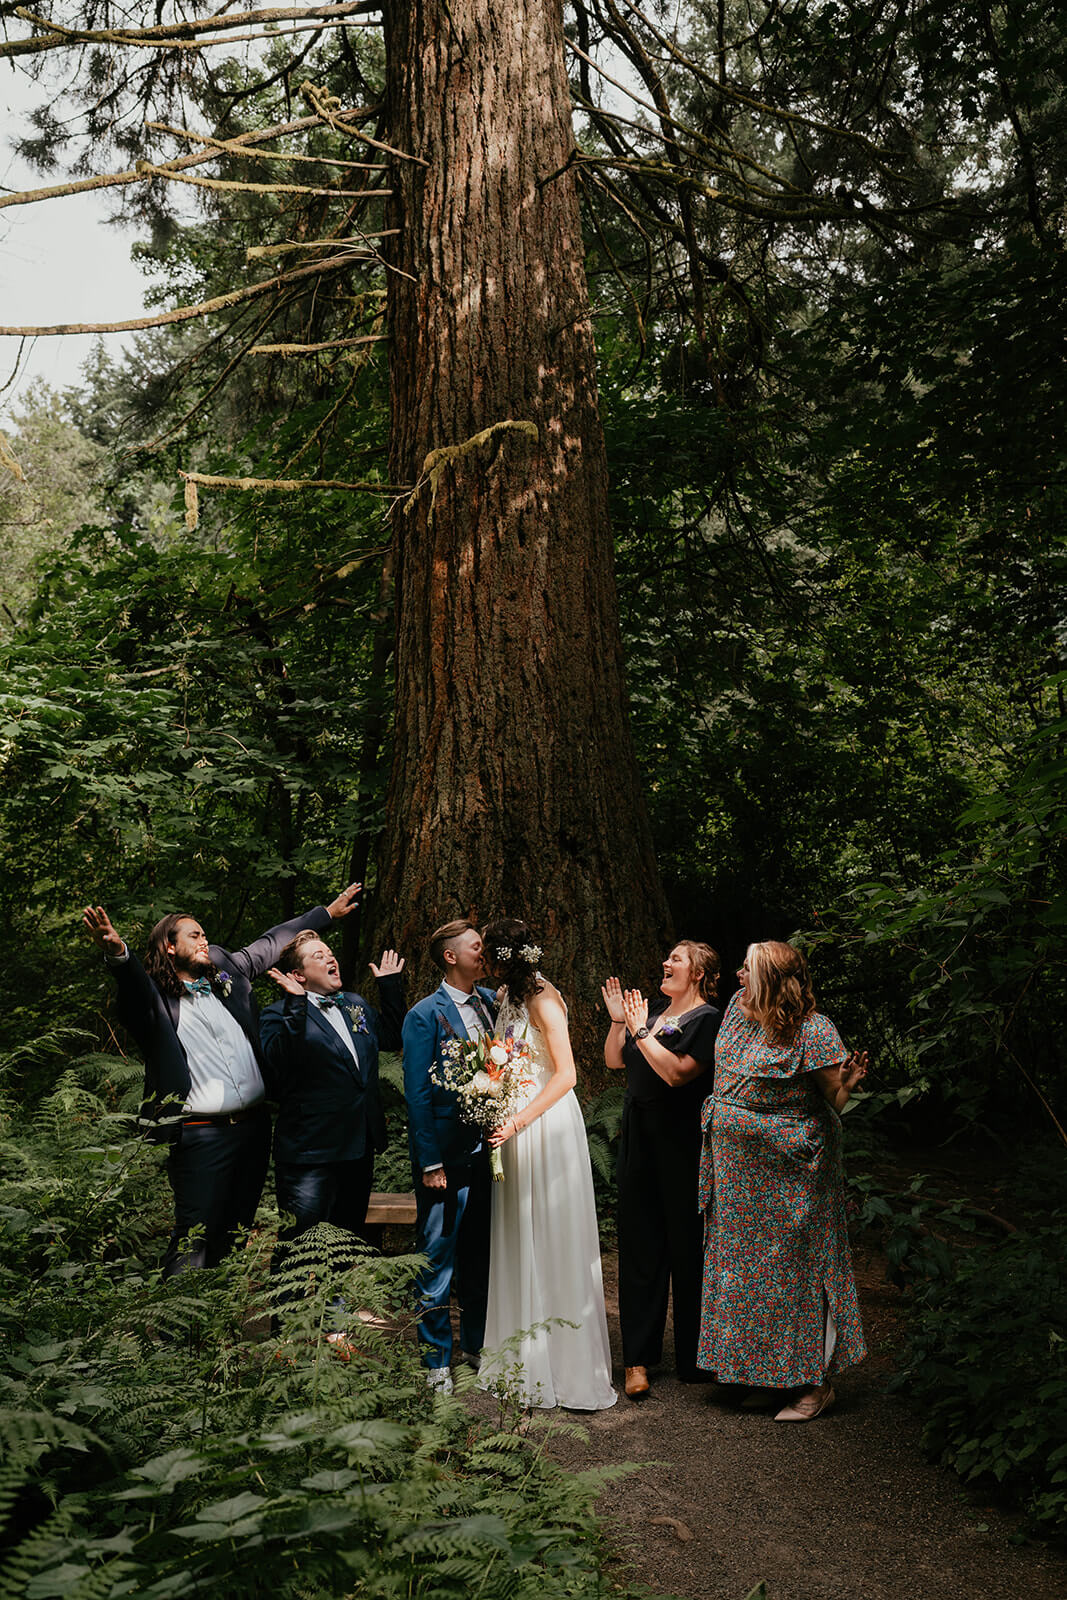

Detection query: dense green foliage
xmin=0 ymin=1041 xmax=667 ymax=1599
xmin=852 ymin=1160 xmax=1067 ymax=1538
xmin=1 ymin=0 xmax=1065 ymax=1568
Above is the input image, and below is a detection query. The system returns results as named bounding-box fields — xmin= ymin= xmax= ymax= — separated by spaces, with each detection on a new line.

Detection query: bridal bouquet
xmin=433 ymin=1025 xmax=537 ymax=1181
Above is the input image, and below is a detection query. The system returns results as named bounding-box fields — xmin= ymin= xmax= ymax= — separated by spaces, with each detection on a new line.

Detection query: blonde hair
xmin=743 ymin=940 xmax=815 ymax=1044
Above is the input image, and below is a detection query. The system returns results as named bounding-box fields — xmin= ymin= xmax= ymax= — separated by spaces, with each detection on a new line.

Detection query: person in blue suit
xmin=260 ymin=932 xmax=405 ymax=1258
xmin=402 ymin=919 xmax=495 ymax=1392
xmin=82 ymin=886 xmax=361 ymax=1277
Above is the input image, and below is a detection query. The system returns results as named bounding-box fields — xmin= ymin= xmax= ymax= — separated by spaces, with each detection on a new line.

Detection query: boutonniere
xmin=658 ymin=1017 xmax=683 ymax=1039
xmin=346 ymin=1003 xmax=369 ymax=1034
xmin=215 ymin=971 xmax=233 ymax=999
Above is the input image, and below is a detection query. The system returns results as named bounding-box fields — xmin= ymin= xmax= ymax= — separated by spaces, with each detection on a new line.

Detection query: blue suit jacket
xmin=106 ymin=905 xmax=334 ymax=1142
xmin=401 ymin=982 xmax=498 ymax=1171
xmin=260 ymin=976 xmax=402 ymax=1166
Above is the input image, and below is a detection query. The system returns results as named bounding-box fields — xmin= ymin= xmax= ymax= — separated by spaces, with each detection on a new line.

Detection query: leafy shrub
xmin=0 ymin=1045 xmax=674 ymax=1599
xmin=854 ymin=1164 xmax=1067 ymax=1539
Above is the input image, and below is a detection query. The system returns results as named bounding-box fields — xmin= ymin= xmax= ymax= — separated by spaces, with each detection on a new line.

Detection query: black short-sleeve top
xmin=621 ymin=995 xmax=721 ymax=1111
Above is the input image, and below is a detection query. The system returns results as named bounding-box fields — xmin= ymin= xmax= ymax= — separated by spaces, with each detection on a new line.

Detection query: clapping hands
xmin=600 ymin=976 xmax=649 ymax=1035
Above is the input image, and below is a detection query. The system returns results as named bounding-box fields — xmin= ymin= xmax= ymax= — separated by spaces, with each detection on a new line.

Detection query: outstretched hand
xmin=621 ymin=988 xmax=649 ymax=1036
xmin=267 ymin=966 xmax=307 ymax=997
xmin=600 ymin=976 xmax=626 ymax=1024
xmin=82 ymin=905 xmax=125 ymax=959
xmin=370 ymin=948 xmax=405 ymax=979
xmin=841 ymin=1050 xmax=869 ymax=1093
xmin=326 ymin=882 xmax=362 ymax=919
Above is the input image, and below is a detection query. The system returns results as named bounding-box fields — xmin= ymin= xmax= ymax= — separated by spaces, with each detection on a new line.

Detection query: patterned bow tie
xmin=183 ymin=978 xmax=212 ymax=997
xmin=317 ymin=994 xmax=344 ymax=1009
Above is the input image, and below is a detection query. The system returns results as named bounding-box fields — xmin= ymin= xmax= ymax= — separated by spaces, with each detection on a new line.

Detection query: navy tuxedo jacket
xmin=107 ymin=905 xmax=334 ymax=1142
xmin=401 ymin=982 xmax=499 ymax=1171
xmin=260 ymin=976 xmax=403 ymax=1166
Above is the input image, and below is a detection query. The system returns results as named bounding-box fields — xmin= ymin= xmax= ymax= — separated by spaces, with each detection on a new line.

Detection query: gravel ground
xmin=464 ymin=1246 xmax=1067 ymax=1600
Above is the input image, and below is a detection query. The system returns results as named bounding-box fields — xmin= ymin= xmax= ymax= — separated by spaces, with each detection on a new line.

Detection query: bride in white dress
xmin=478 ymin=920 xmax=616 ymax=1411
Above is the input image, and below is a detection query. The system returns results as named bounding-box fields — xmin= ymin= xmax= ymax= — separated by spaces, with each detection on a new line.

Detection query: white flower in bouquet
xmin=431 ymin=1025 xmax=538 ymax=1181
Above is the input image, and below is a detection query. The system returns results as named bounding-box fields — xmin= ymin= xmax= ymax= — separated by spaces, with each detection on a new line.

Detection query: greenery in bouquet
xmin=431 ymin=1026 xmax=538 ymax=1180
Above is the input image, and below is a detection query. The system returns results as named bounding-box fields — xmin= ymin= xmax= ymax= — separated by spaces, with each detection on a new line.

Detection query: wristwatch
xmin=635 ymin=1025 xmax=651 ymax=1040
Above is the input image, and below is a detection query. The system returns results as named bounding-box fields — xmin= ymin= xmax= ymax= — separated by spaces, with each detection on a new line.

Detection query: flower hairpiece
xmin=496 ymin=946 xmax=512 ymax=961
xmin=519 ymin=943 xmax=542 ymax=963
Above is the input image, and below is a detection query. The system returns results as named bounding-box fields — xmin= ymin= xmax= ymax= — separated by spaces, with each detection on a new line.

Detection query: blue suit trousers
xmin=414 ymin=1156 xmax=491 ymax=1368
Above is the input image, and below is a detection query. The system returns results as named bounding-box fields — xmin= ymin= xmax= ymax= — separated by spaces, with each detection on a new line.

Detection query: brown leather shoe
xmin=624 ymin=1365 xmax=650 ymax=1398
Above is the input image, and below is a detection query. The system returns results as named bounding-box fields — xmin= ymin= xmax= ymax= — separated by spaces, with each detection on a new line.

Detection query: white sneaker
xmin=426 ymin=1367 xmax=453 ymax=1396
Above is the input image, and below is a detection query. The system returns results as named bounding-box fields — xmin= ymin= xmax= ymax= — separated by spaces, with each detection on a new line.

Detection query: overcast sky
xmin=1 ymin=65 xmax=148 ymax=415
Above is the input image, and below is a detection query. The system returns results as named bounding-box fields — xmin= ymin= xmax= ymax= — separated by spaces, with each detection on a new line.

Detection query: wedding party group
xmin=82 ymin=885 xmax=868 ymax=1425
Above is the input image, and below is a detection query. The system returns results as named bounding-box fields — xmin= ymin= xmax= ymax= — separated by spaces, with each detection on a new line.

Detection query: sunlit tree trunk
xmin=372 ymin=0 xmax=669 ymax=1032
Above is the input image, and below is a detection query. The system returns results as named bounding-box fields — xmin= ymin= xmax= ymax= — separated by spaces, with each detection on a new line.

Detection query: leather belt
xmin=183 ymin=1106 xmax=262 ymax=1127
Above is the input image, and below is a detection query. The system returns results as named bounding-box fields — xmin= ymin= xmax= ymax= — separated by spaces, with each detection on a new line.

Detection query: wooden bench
xmin=365 ymin=1191 xmax=418 ymax=1228
xmin=363 ymin=1191 xmax=418 ymax=1251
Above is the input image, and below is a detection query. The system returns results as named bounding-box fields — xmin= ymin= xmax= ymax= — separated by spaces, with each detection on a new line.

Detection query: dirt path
xmin=472 ymin=1247 xmax=1067 ymax=1600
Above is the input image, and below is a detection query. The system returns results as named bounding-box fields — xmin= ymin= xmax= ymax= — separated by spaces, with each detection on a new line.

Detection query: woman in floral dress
xmin=696 ymin=940 xmax=868 ymax=1422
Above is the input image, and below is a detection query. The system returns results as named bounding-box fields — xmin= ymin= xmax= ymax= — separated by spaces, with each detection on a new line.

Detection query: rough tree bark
xmin=372 ymin=0 xmax=671 ymax=1033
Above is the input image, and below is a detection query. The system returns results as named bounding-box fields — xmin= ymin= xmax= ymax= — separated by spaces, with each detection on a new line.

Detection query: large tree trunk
xmin=373 ymin=0 xmax=670 ymax=1040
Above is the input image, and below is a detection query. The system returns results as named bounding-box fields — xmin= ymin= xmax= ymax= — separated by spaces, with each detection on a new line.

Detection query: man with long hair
xmin=83 ymin=885 xmax=361 ymax=1276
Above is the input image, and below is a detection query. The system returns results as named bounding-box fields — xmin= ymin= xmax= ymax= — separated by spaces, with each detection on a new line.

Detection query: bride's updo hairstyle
xmin=743 ymin=940 xmax=816 ymax=1045
xmin=482 ymin=918 xmax=545 ymax=1006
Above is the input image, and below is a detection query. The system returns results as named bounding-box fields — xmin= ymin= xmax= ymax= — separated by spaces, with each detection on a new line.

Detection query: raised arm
xmin=369 ymin=949 xmax=406 ymax=1053
xmin=82 ymin=905 xmax=126 ymax=961
xmin=223 ymin=885 xmax=361 ymax=980
xmin=601 ymin=976 xmax=627 ymax=1070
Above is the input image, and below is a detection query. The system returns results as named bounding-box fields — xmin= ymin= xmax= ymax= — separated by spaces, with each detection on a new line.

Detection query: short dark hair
xmin=276 ymin=928 xmax=328 ymax=974
xmin=429 ymin=919 xmax=479 ymax=971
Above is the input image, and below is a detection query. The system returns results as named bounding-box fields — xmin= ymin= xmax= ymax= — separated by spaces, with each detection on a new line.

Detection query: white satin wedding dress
xmin=479 ymin=985 xmax=617 ymax=1410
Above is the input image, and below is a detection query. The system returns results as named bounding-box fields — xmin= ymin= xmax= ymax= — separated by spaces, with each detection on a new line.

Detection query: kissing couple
xmin=401 ymin=918 xmax=616 ymax=1409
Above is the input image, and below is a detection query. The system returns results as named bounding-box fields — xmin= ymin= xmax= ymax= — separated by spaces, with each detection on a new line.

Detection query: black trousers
xmin=272 ymin=1153 xmax=376 ymax=1309
xmin=274 ymin=1153 xmax=376 ymax=1241
xmin=616 ymin=1097 xmax=706 ymax=1377
xmin=162 ymin=1105 xmax=271 ymax=1277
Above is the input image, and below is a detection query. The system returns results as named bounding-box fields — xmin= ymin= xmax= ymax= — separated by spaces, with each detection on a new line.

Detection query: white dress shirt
xmin=177 ymin=992 xmax=265 ymax=1115
xmin=442 ymin=980 xmax=491 ymax=1041
xmin=310 ymin=992 xmax=360 ymax=1064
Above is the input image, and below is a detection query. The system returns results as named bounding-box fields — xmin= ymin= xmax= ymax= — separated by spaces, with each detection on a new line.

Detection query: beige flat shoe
xmin=774 ymin=1383 xmax=835 ymax=1422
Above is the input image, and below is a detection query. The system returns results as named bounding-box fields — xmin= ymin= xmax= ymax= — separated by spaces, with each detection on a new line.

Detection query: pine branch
xmin=0 ymin=106 xmax=379 ymax=212
xmin=3 ymin=1 xmax=381 ymax=59
xmin=248 ymin=335 xmax=385 ymax=352
xmin=0 ymin=250 xmax=397 ymax=336
xmin=180 ymin=470 xmax=404 ymax=493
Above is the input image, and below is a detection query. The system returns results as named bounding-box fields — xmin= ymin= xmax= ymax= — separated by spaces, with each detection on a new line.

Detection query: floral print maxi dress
xmin=695 ymin=994 xmax=866 ymax=1386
